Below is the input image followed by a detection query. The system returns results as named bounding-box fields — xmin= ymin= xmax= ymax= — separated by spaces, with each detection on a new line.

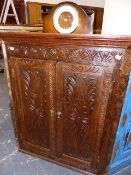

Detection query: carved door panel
xmin=56 ymin=62 xmax=114 ymax=172
xmin=8 ymin=58 xmax=56 ymax=156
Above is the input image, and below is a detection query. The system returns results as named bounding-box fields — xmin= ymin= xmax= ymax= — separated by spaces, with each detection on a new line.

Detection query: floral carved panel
xmin=56 ymin=62 xmax=114 ymax=171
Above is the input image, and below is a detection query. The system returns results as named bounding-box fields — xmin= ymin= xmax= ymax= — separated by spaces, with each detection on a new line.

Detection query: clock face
xmin=53 ymin=5 xmax=78 ymax=33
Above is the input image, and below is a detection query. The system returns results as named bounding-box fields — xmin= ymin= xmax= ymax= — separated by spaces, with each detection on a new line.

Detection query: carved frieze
xmin=7 ymin=43 xmax=124 ymax=68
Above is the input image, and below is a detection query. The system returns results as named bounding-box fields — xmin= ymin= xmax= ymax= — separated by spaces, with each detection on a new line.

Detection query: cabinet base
xmin=18 ymin=148 xmax=95 ymax=175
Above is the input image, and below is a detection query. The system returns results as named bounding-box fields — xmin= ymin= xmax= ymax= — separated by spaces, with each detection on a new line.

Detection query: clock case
xmin=43 ymin=2 xmax=92 ymax=34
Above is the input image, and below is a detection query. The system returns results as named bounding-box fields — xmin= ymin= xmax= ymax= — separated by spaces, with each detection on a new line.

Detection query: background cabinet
xmin=109 ymin=74 xmax=131 ymax=174
xmin=27 ymin=2 xmax=43 ymax=23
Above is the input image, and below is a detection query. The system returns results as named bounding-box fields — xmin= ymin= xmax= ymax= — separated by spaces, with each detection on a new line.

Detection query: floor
xmin=0 ymin=73 xmax=130 ymax=175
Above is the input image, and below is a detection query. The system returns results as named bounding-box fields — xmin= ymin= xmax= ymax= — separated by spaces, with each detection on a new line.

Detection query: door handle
xmin=57 ymin=111 xmax=62 ymax=119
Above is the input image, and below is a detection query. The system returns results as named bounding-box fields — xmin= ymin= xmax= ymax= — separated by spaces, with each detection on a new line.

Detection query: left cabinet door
xmin=8 ymin=58 xmax=56 ymax=157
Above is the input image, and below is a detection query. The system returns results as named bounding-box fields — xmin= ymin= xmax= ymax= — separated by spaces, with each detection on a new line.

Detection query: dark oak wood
xmin=0 ymin=32 xmax=131 ymax=175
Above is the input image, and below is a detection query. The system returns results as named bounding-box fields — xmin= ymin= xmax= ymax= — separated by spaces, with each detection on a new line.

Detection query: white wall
xmin=102 ymin=0 xmax=131 ymax=35
xmin=24 ymin=0 xmax=105 ymax=8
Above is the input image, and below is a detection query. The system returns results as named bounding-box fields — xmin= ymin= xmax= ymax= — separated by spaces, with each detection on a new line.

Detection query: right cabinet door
xmin=56 ymin=62 xmax=114 ymax=173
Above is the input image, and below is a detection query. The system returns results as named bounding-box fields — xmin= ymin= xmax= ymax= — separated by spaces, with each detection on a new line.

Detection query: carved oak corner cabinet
xmin=1 ymin=32 xmax=131 ymax=175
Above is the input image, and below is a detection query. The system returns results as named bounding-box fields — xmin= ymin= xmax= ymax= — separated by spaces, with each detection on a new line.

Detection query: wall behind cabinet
xmin=102 ymin=0 xmax=131 ymax=35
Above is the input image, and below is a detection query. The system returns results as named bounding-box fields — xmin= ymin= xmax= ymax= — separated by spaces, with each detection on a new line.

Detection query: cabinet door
xmin=8 ymin=58 xmax=56 ymax=156
xmin=56 ymin=62 xmax=114 ymax=173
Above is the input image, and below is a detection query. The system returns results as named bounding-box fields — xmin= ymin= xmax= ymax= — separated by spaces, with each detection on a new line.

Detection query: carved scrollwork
xmin=22 ymin=69 xmax=48 ymax=119
xmin=62 ymin=63 xmax=102 ymax=160
xmin=20 ymin=63 xmax=50 ymax=147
